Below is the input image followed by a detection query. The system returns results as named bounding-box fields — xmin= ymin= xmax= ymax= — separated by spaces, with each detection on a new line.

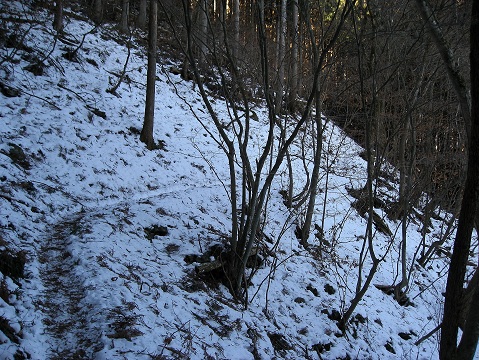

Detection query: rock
xmin=0 ymin=82 xmax=20 ymax=97
xmin=306 ymin=284 xmax=319 ymax=296
xmin=6 ymin=143 xmax=31 ymax=170
xmin=144 ymin=225 xmax=168 ymax=240
xmin=267 ymin=332 xmax=292 ymax=352
xmin=385 ymin=341 xmax=396 ymax=354
xmin=324 ymin=283 xmax=336 ymax=295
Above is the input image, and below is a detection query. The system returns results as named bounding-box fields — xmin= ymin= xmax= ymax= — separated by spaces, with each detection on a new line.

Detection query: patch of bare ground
xmin=38 ymin=212 xmax=104 ymax=359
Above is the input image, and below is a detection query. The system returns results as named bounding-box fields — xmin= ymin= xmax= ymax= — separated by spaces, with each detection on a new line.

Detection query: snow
xmin=0 ymin=1 xmax=477 ymax=359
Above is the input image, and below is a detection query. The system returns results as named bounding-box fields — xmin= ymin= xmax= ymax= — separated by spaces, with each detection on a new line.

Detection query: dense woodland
xmin=1 ymin=0 xmax=479 ymax=359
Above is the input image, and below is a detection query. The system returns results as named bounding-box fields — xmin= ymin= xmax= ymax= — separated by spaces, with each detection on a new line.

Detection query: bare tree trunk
xmin=92 ymin=0 xmax=103 ymax=24
xmin=300 ymin=0 xmax=360 ymax=246
xmin=275 ymin=0 xmax=286 ymax=114
xmin=394 ymin=116 xmax=409 ymax=298
xmin=457 ymin=283 xmax=479 ymax=359
xmin=140 ymin=0 xmax=157 ymax=150
xmin=341 ymin=0 xmax=381 ymax=329
xmin=300 ymin=108 xmax=322 ymax=247
xmin=174 ymin=0 xmax=354 ymax=298
xmin=217 ymin=0 xmax=225 ymax=23
xmin=288 ymin=0 xmax=299 ymax=112
xmin=119 ymin=0 xmax=130 ymax=33
xmin=198 ymin=0 xmax=209 ymax=63
xmin=233 ymin=0 xmax=239 ymax=58
xmin=53 ymin=0 xmax=63 ymax=32
xmin=441 ymin=1 xmax=479 ymax=358
xmin=137 ymin=0 xmax=147 ymax=29
xmin=394 ymin=69 xmax=422 ymax=300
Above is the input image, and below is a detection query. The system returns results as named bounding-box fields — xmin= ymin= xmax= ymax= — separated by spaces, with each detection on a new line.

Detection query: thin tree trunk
xmin=218 ymin=0 xmax=224 ymax=23
xmin=395 ymin=74 xmax=421 ymax=300
xmin=341 ymin=0 xmax=381 ymax=329
xmin=93 ymin=0 xmax=103 ymax=24
xmin=198 ymin=0 xmax=208 ymax=62
xmin=441 ymin=1 xmax=479 ymax=358
xmin=140 ymin=0 xmax=157 ymax=150
xmin=288 ymin=0 xmax=299 ymax=112
xmin=457 ymin=283 xmax=479 ymax=359
xmin=275 ymin=0 xmax=286 ymax=114
xmin=137 ymin=0 xmax=147 ymax=29
xmin=120 ymin=0 xmax=130 ymax=33
xmin=301 ymin=110 xmax=322 ymax=247
xmin=394 ymin=116 xmax=409 ymax=300
xmin=233 ymin=0 xmax=239 ymax=58
xmin=53 ymin=0 xmax=63 ymax=32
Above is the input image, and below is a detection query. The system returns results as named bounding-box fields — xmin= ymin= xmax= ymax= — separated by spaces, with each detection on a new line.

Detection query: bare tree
xmin=140 ymin=0 xmax=158 ymax=150
xmin=137 ymin=0 xmax=147 ymax=29
xmin=119 ymin=0 xmax=130 ymax=34
xmin=440 ymin=1 xmax=479 ymax=357
xmin=233 ymin=0 xmax=239 ymax=58
xmin=166 ymin=0 xmax=355 ymax=298
xmin=299 ymin=0 xmax=349 ymax=247
xmin=198 ymin=0 xmax=209 ymax=63
xmin=53 ymin=0 xmax=63 ymax=33
xmin=274 ymin=0 xmax=286 ymax=114
xmin=92 ymin=0 xmax=103 ymax=24
xmin=287 ymin=0 xmax=299 ymax=112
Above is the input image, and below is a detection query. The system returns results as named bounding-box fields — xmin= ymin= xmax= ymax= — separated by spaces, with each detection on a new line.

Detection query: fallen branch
xmin=195 ymin=259 xmax=223 ymax=274
xmin=22 ymin=89 xmax=61 ymax=110
xmin=107 ymin=34 xmax=132 ymax=96
xmin=195 ymin=247 xmax=258 ymax=274
xmin=0 ymin=193 xmax=29 ymax=206
xmin=414 ymin=323 xmax=441 ymax=346
xmin=57 ymin=82 xmax=105 ymax=118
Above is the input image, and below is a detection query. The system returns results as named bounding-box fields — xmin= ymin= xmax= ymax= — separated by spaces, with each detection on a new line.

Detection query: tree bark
xmin=288 ymin=0 xmax=299 ymax=112
xmin=275 ymin=0 xmax=287 ymax=114
xmin=137 ymin=0 xmax=147 ymax=29
xmin=119 ymin=0 xmax=130 ymax=33
xmin=140 ymin=0 xmax=157 ymax=150
xmin=198 ymin=0 xmax=208 ymax=63
xmin=92 ymin=0 xmax=103 ymax=24
xmin=233 ymin=0 xmax=239 ymax=58
xmin=53 ymin=0 xmax=63 ymax=32
xmin=440 ymin=0 xmax=479 ymax=357
xmin=457 ymin=277 xmax=479 ymax=359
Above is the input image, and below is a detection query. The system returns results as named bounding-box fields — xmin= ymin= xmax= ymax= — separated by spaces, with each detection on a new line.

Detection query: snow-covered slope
xmin=0 ymin=2 xmax=476 ymax=359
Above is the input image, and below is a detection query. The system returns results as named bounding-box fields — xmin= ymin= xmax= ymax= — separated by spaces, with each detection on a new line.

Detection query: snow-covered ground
xmin=0 ymin=2 xmax=477 ymax=359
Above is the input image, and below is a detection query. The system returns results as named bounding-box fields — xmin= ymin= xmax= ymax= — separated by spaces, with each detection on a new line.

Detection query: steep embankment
xmin=1 ymin=2 xmax=476 ymax=359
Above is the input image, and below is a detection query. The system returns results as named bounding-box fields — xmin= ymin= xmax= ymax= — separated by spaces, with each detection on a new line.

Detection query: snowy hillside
xmin=0 ymin=2 xmax=477 ymax=359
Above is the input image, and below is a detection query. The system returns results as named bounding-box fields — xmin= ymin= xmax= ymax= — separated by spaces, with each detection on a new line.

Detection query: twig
xmin=70 ymin=24 xmax=102 ymax=58
xmin=0 ymin=193 xmax=29 ymax=206
xmin=414 ymin=323 xmax=441 ymax=346
xmin=56 ymin=82 xmax=104 ymax=117
xmin=107 ymin=33 xmax=132 ymax=95
xmin=29 ymin=180 xmax=86 ymax=208
xmin=22 ymin=89 xmax=61 ymax=110
xmin=106 ymin=70 xmax=145 ymax=87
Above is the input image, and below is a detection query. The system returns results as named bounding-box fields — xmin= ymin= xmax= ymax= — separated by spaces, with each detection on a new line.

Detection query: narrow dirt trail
xmin=39 ymin=211 xmax=105 ymax=359
xmin=36 ymin=181 xmax=220 ymax=358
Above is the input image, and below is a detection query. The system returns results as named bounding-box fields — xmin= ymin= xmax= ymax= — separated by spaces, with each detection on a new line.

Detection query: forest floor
xmin=0 ymin=1 xmax=478 ymax=359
